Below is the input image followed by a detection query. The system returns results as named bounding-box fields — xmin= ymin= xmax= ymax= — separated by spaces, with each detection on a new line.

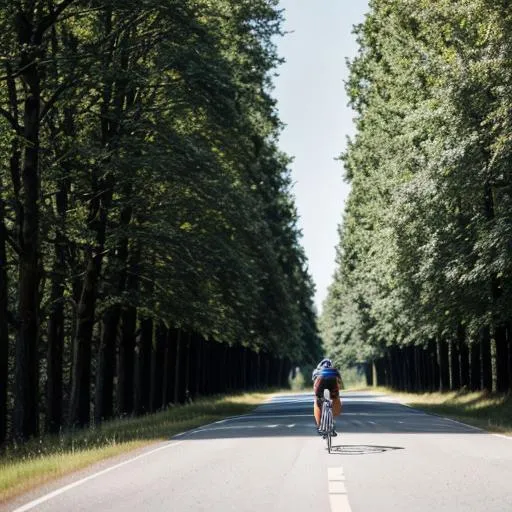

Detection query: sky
xmin=273 ymin=1 xmax=369 ymax=312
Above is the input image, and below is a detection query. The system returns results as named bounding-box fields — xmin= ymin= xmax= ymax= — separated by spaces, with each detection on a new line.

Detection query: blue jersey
xmin=312 ymin=367 xmax=341 ymax=382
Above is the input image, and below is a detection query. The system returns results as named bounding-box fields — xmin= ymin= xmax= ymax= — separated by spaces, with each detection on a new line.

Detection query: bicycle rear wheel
xmin=326 ymin=430 xmax=332 ymax=453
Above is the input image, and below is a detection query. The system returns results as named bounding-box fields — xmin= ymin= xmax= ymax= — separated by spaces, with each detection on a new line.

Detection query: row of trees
xmin=0 ymin=0 xmax=322 ymax=443
xmin=322 ymin=0 xmax=512 ymax=393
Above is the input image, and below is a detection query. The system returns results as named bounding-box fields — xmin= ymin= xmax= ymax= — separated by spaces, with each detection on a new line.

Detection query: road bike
xmin=318 ymin=388 xmax=335 ymax=453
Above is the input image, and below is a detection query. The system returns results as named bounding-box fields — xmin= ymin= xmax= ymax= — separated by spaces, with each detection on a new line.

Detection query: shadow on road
xmin=178 ymin=392 xmax=483 ymax=440
xmin=329 ymin=444 xmax=405 ymax=455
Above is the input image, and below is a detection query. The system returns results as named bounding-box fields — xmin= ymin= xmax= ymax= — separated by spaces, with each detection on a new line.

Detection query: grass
xmin=0 ymin=390 xmax=276 ymax=503
xmin=362 ymin=387 xmax=512 ymax=436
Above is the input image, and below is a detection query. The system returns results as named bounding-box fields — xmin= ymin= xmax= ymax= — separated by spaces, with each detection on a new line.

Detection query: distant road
xmin=6 ymin=392 xmax=512 ymax=512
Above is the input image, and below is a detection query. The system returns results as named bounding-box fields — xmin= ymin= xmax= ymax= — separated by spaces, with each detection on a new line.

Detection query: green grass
xmin=363 ymin=387 xmax=512 ymax=436
xmin=0 ymin=390 xmax=276 ymax=503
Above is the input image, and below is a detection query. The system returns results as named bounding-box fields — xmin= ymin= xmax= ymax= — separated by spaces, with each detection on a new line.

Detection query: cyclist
xmin=312 ymin=358 xmax=343 ymax=436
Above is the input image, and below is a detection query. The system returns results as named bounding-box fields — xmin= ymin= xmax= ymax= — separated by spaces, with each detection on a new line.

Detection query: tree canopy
xmin=322 ymin=0 xmax=512 ymax=393
xmin=0 ymin=0 xmax=322 ymax=442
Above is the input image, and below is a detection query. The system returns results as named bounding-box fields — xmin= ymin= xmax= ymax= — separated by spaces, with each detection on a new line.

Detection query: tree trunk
xmin=481 ymin=326 xmax=492 ymax=391
xmin=69 ymin=165 xmax=114 ymax=427
xmin=46 ymin=294 xmax=65 ymax=433
xmin=14 ymin=23 xmax=42 ymax=439
xmin=494 ymin=323 xmax=510 ymax=392
xmin=170 ymin=329 xmax=180 ymax=404
xmin=470 ymin=340 xmax=481 ymax=391
xmin=187 ymin=334 xmax=197 ymax=398
xmin=509 ymin=325 xmax=512 ymax=395
xmin=150 ymin=325 xmax=165 ymax=412
xmin=46 ymin=108 xmax=77 ymax=433
xmin=202 ymin=340 xmax=208 ymax=394
xmin=424 ymin=347 xmax=432 ymax=391
xmin=459 ymin=325 xmax=470 ymax=389
xmin=118 ymin=305 xmax=136 ymax=415
xmin=184 ymin=333 xmax=192 ymax=400
xmin=430 ymin=340 xmax=440 ymax=392
xmin=413 ymin=346 xmax=422 ymax=392
xmin=263 ymin=352 xmax=269 ymax=389
xmin=69 ymin=254 xmax=98 ymax=427
xmin=161 ymin=329 xmax=171 ymax=408
xmin=0 ymin=191 xmax=9 ymax=444
xmin=364 ymin=362 xmax=373 ymax=387
xmin=95 ymin=308 xmax=119 ymax=423
xmin=134 ymin=316 xmax=152 ymax=415
xmin=437 ymin=340 xmax=449 ymax=391
xmin=450 ymin=337 xmax=461 ymax=391
xmin=195 ymin=336 xmax=203 ymax=396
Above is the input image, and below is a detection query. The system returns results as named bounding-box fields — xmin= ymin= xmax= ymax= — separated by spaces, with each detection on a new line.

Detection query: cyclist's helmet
xmin=318 ymin=358 xmax=333 ymax=369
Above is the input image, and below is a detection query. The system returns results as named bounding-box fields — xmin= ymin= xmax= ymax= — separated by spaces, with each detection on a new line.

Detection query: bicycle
xmin=318 ymin=388 xmax=335 ymax=453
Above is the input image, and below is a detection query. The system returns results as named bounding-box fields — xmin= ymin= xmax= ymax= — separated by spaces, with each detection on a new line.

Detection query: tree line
xmin=322 ymin=0 xmax=512 ymax=393
xmin=0 ymin=0 xmax=322 ymax=444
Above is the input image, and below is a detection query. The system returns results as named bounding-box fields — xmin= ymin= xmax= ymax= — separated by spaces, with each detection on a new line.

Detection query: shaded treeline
xmin=0 ymin=0 xmax=322 ymax=443
xmin=321 ymin=0 xmax=512 ymax=393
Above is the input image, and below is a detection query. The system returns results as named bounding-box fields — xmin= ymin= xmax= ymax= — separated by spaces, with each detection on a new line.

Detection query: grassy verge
xmin=0 ymin=390 xmax=275 ymax=503
xmin=363 ymin=387 xmax=512 ymax=436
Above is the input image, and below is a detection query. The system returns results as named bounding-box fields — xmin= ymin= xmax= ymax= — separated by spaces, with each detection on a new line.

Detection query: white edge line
xmin=440 ymin=416 xmax=484 ymax=432
xmin=399 ymin=399 xmax=512 ymax=439
xmin=491 ymin=433 xmax=512 ymax=440
xmin=12 ymin=441 xmax=184 ymax=512
xmin=400 ymin=401 xmax=483 ymax=431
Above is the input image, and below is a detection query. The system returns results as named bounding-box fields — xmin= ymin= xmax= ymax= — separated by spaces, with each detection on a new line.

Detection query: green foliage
xmin=321 ymin=0 xmax=512 ymax=378
xmin=0 ymin=0 xmax=321 ymax=440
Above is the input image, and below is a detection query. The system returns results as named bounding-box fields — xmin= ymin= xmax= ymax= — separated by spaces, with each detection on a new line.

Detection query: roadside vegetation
xmin=0 ymin=391 xmax=274 ymax=503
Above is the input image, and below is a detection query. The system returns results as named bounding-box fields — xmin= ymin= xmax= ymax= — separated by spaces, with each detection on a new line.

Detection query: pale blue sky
xmin=273 ymin=1 xmax=369 ymax=312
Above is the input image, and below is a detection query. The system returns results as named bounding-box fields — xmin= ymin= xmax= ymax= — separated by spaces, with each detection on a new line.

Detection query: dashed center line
xmin=328 ymin=467 xmax=352 ymax=512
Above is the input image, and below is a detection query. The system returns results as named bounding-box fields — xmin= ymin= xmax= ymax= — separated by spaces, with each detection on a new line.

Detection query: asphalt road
xmin=6 ymin=391 xmax=512 ymax=512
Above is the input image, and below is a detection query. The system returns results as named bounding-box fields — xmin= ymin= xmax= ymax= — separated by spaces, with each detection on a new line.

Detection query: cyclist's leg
xmin=314 ymin=399 xmax=322 ymax=426
xmin=313 ymin=377 xmax=324 ymax=426
xmin=329 ymin=380 xmax=342 ymax=417
xmin=332 ymin=396 xmax=342 ymax=416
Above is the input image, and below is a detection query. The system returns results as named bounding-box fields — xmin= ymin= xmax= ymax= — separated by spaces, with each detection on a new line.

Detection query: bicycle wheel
xmin=324 ymin=404 xmax=332 ymax=453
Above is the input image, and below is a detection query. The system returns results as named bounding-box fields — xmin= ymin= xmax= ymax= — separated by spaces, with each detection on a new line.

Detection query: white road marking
xmin=188 ymin=423 xmax=304 ymax=434
xmin=491 ymin=433 xmax=512 ymax=440
xmin=392 ymin=397 xmax=512 ymax=440
xmin=329 ymin=481 xmax=347 ymax=493
xmin=399 ymin=401 xmax=483 ymax=430
xmin=328 ymin=467 xmax=344 ymax=480
xmin=328 ymin=467 xmax=352 ymax=512
xmin=228 ymin=414 xmax=312 ymax=420
xmin=330 ymin=494 xmax=353 ymax=512
xmin=439 ymin=416 xmax=484 ymax=432
xmin=189 ymin=425 xmax=258 ymax=433
xmin=12 ymin=441 xmax=184 ymax=512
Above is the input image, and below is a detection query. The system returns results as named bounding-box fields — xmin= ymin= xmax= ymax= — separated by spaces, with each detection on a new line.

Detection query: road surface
xmin=6 ymin=391 xmax=512 ymax=512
